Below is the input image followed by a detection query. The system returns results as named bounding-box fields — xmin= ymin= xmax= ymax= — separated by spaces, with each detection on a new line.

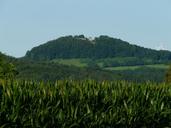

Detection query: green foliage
xmin=1 ymin=80 xmax=171 ymax=127
xmin=52 ymin=59 xmax=88 ymax=67
xmin=105 ymin=64 xmax=169 ymax=71
xmin=25 ymin=35 xmax=171 ymax=65
xmin=14 ymin=60 xmax=116 ymax=82
xmin=18 ymin=35 xmax=171 ymax=83
xmin=166 ymin=65 xmax=171 ymax=83
xmin=112 ymin=67 xmax=167 ymax=83
xmin=12 ymin=59 xmax=167 ymax=83
xmin=51 ymin=57 xmax=166 ymax=68
xmin=0 ymin=54 xmax=18 ymax=80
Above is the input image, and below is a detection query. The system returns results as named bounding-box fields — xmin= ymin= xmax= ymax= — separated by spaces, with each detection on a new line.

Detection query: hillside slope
xmin=13 ymin=59 xmax=118 ymax=81
xmin=13 ymin=59 xmax=167 ymax=82
xmin=0 ymin=51 xmax=167 ymax=82
xmin=25 ymin=35 xmax=171 ymax=63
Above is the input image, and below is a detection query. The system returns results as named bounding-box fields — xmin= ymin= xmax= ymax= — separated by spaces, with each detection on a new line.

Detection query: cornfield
xmin=1 ymin=80 xmax=171 ymax=127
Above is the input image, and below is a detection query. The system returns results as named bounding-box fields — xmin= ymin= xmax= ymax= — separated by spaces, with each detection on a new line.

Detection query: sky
xmin=0 ymin=0 xmax=171 ymax=57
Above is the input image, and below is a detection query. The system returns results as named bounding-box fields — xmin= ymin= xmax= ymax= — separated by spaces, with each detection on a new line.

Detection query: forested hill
xmin=25 ymin=35 xmax=171 ymax=61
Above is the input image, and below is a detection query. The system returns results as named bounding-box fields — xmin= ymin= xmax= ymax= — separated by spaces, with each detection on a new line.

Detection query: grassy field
xmin=146 ymin=64 xmax=170 ymax=69
xmin=52 ymin=58 xmax=170 ymax=72
xmin=1 ymin=80 xmax=171 ymax=127
xmin=105 ymin=64 xmax=170 ymax=71
xmin=52 ymin=59 xmax=88 ymax=67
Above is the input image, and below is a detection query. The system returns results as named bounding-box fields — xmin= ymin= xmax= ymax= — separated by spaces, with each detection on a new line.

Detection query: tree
xmin=0 ymin=54 xmax=18 ymax=80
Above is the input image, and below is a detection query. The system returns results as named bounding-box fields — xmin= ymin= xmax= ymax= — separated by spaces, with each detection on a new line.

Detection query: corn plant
xmin=1 ymin=80 xmax=171 ymax=127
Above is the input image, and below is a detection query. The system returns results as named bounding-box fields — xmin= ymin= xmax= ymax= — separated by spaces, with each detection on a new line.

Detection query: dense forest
xmin=26 ymin=35 xmax=171 ymax=64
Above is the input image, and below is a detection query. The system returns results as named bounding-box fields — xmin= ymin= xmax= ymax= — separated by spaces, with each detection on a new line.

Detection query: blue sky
xmin=0 ymin=0 xmax=171 ymax=57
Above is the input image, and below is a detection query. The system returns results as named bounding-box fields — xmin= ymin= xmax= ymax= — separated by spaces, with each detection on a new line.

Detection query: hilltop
xmin=25 ymin=35 xmax=171 ymax=62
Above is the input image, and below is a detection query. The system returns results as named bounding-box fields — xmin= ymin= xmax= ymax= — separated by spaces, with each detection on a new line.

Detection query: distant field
xmin=52 ymin=58 xmax=170 ymax=71
xmin=104 ymin=65 xmax=141 ymax=71
xmin=145 ymin=64 xmax=170 ymax=69
xmin=52 ymin=59 xmax=88 ymax=67
xmin=104 ymin=64 xmax=170 ymax=71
